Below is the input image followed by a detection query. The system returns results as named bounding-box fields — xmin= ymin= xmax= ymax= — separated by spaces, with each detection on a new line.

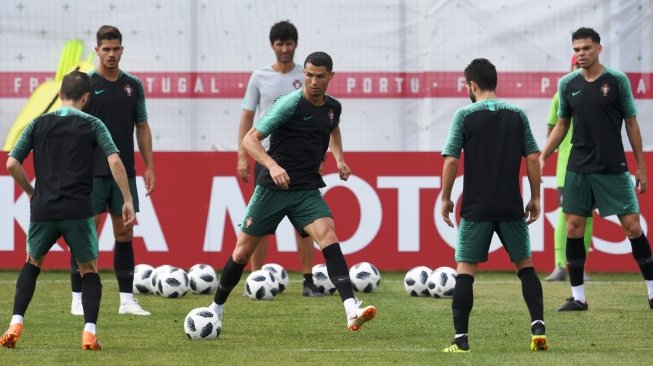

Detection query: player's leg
xmin=296 ymin=232 xmax=321 ymax=296
xmin=619 ymin=213 xmax=653 ymax=308
xmin=248 ymin=236 xmax=269 ymax=271
xmin=210 ymin=232 xmax=263 ymax=319
xmin=582 ymin=215 xmax=594 ymax=281
xmin=1 ymin=221 xmax=56 ymax=348
xmin=546 ymin=188 xmax=566 ymax=281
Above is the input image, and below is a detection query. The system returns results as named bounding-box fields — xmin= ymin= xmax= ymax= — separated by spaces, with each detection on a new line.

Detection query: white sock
xmin=531 ymin=320 xmax=545 ymax=327
xmin=84 ymin=323 xmax=96 ymax=334
xmin=119 ymin=292 xmax=134 ymax=304
xmin=209 ymin=302 xmax=223 ymax=317
xmin=455 ymin=333 xmax=467 ymax=339
xmin=343 ymin=298 xmax=358 ymax=318
xmin=10 ymin=315 xmax=24 ymax=325
xmin=571 ymin=285 xmax=586 ymax=303
xmin=72 ymin=292 xmax=82 ymax=303
xmin=645 ymin=280 xmax=653 ymax=299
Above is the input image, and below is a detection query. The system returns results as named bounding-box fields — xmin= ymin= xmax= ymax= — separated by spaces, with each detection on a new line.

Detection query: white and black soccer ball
xmin=311 ymin=264 xmax=336 ymax=295
xmin=156 ymin=266 xmax=189 ymax=298
xmin=150 ymin=264 xmax=173 ymax=292
xmin=244 ymin=269 xmax=279 ymax=300
xmin=427 ymin=266 xmax=457 ymax=298
xmin=184 ymin=307 xmax=221 ymax=340
xmin=262 ymin=263 xmax=288 ymax=293
xmin=349 ymin=262 xmax=381 ymax=292
xmin=133 ymin=264 xmax=155 ymax=294
xmin=403 ymin=266 xmax=432 ymax=297
xmin=187 ymin=264 xmax=219 ymax=294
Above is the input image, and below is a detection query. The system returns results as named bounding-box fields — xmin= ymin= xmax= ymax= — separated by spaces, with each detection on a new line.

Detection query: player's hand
xmin=269 ymin=164 xmax=290 ymax=190
xmin=635 ymin=168 xmax=647 ymax=194
xmin=144 ymin=168 xmax=156 ymax=196
xmin=441 ymin=199 xmax=455 ymax=228
xmin=337 ymin=161 xmax=351 ymax=181
xmin=524 ymin=199 xmax=540 ymax=225
xmin=237 ymin=156 xmax=250 ymax=183
xmin=122 ymin=201 xmax=135 ymax=227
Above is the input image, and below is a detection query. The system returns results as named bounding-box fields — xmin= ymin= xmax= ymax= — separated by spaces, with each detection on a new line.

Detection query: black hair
xmin=96 ymin=25 xmax=122 ymax=46
xmin=572 ymin=27 xmax=601 ymax=44
xmin=304 ymin=52 xmax=333 ymax=72
xmin=464 ymin=58 xmax=497 ymax=91
xmin=269 ymin=20 xmax=298 ymax=44
xmin=61 ymin=71 xmax=92 ymax=100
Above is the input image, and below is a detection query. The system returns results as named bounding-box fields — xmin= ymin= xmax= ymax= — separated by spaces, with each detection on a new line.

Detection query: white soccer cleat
xmin=71 ymin=301 xmax=84 ymax=316
xmin=118 ymin=298 xmax=151 ymax=316
xmin=347 ymin=299 xmax=376 ymax=331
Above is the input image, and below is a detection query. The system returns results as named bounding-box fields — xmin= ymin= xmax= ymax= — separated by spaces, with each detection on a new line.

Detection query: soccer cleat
xmin=544 ymin=266 xmax=566 ymax=281
xmin=81 ymin=331 xmax=101 ymax=350
xmin=347 ymin=299 xmax=376 ymax=331
xmin=443 ymin=335 xmax=470 ymax=353
xmin=118 ymin=298 xmax=151 ymax=316
xmin=530 ymin=322 xmax=548 ymax=351
xmin=302 ymin=283 xmax=324 ymax=297
xmin=0 ymin=323 xmax=23 ymax=349
xmin=557 ymin=297 xmax=588 ymax=312
xmin=71 ymin=301 xmax=84 ymax=316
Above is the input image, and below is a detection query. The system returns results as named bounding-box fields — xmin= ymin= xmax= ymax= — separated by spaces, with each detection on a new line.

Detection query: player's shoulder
xmin=324 ymin=93 xmax=342 ymax=110
xmin=603 ymin=66 xmax=629 ymax=81
xmin=559 ymin=69 xmax=583 ymax=85
xmin=250 ymin=65 xmax=276 ymax=77
xmin=119 ymin=70 xmax=144 ymax=86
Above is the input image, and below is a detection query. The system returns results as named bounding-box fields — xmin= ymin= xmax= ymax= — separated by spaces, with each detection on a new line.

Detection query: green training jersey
xmin=546 ymin=92 xmax=574 ymax=187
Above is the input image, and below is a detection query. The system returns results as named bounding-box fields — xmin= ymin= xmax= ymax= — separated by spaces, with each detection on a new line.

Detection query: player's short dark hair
xmin=96 ymin=25 xmax=122 ymax=46
xmin=464 ymin=58 xmax=497 ymax=91
xmin=304 ymin=52 xmax=333 ymax=72
xmin=572 ymin=27 xmax=600 ymax=44
xmin=269 ymin=20 xmax=298 ymax=44
xmin=61 ymin=71 xmax=92 ymax=101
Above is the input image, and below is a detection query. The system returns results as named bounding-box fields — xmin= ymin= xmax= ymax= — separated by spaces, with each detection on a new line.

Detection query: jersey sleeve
xmin=90 ymin=117 xmax=120 ymax=157
xmin=254 ymin=90 xmax=301 ymax=137
xmin=546 ymin=92 xmax=560 ymax=127
xmin=241 ymin=72 xmax=260 ymax=112
xmin=135 ymin=78 xmax=148 ymax=123
xmin=521 ymin=111 xmax=540 ymax=155
xmin=615 ymin=70 xmax=638 ymax=118
xmin=8 ymin=119 xmax=36 ymax=162
xmin=557 ymin=76 xmax=573 ymax=118
xmin=441 ymin=109 xmax=465 ymax=158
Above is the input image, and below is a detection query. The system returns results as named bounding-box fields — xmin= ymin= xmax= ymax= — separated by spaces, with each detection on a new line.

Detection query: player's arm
xmin=6 ymin=157 xmax=34 ymax=199
xmin=539 ymin=116 xmax=570 ymax=173
xmin=135 ymin=121 xmax=155 ymax=196
xmin=107 ymin=153 xmax=135 ymax=226
xmin=242 ymin=127 xmax=289 ymax=190
xmin=624 ymin=116 xmax=647 ymax=194
xmin=237 ymin=109 xmax=256 ymax=182
xmin=328 ymin=126 xmax=351 ymax=181
xmin=440 ymin=156 xmax=459 ymax=228
xmin=524 ymin=152 xmax=541 ymax=224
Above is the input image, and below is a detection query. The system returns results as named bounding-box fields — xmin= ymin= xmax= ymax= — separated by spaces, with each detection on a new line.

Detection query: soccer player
xmin=0 ymin=71 xmax=135 ymax=350
xmin=237 ymin=20 xmax=322 ymax=296
xmin=208 ymin=51 xmax=376 ymax=331
xmin=69 ymin=25 xmax=154 ymax=316
xmin=544 ymin=54 xmax=593 ymax=282
xmin=440 ymin=58 xmax=547 ymax=352
xmin=540 ymin=27 xmax=653 ymax=311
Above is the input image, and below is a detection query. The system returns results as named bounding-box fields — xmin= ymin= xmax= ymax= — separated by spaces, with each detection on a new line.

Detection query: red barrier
xmin=1 ymin=151 xmax=651 ymax=272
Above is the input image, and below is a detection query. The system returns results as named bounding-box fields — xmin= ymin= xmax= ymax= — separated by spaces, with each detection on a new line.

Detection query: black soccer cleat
xmin=302 ymin=283 xmax=324 ymax=297
xmin=557 ymin=297 xmax=588 ymax=312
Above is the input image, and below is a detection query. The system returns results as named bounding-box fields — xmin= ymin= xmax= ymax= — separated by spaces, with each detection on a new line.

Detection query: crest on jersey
xmin=245 ymin=217 xmax=253 ymax=228
xmin=124 ymin=84 xmax=133 ymax=96
xmin=600 ymin=83 xmax=610 ymax=96
xmin=292 ymin=79 xmax=302 ymax=89
xmin=328 ymin=109 xmax=334 ymax=125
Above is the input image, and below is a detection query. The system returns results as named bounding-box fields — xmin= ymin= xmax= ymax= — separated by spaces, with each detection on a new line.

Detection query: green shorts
xmin=455 ymin=219 xmax=531 ymax=263
xmin=92 ymin=176 xmax=140 ymax=215
xmin=563 ymin=171 xmax=639 ymax=217
xmin=241 ymin=185 xmax=332 ymax=237
xmin=27 ymin=217 xmax=98 ymax=263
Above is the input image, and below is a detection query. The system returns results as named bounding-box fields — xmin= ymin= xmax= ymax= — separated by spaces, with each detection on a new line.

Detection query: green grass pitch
xmin=0 ymin=270 xmax=651 ymax=365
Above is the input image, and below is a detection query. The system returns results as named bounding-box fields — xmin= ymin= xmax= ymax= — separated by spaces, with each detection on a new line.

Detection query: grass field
xmin=1 ymin=270 xmax=652 ymax=365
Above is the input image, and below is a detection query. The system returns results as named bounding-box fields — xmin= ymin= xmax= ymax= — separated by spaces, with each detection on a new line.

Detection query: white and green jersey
xmin=242 ymin=64 xmax=304 ymax=149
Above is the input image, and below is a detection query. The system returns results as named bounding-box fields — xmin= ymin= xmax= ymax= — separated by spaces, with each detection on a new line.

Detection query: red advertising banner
xmin=1 ymin=151 xmax=651 ymax=272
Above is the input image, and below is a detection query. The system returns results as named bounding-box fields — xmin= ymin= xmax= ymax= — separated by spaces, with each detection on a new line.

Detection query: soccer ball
xmin=262 ymin=263 xmax=288 ymax=293
xmin=150 ymin=264 xmax=173 ymax=292
xmin=349 ymin=262 xmax=381 ymax=292
xmin=312 ymin=264 xmax=336 ymax=295
xmin=244 ymin=269 xmax=279 ymax=300
xmin=187 ymin=264 xmax=219 ymax=294
xmin=427 ymin=266 xmax=457 ymax=298
xmin=403 ymin=266 xmax=432 ymax=297
xmin=184 ymin=307 xmax=221 ymax=340
xmin=133 ymin=264 xmax=155 ymax=294
xmin=156 ymin=266 xmax=189 ymax=298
